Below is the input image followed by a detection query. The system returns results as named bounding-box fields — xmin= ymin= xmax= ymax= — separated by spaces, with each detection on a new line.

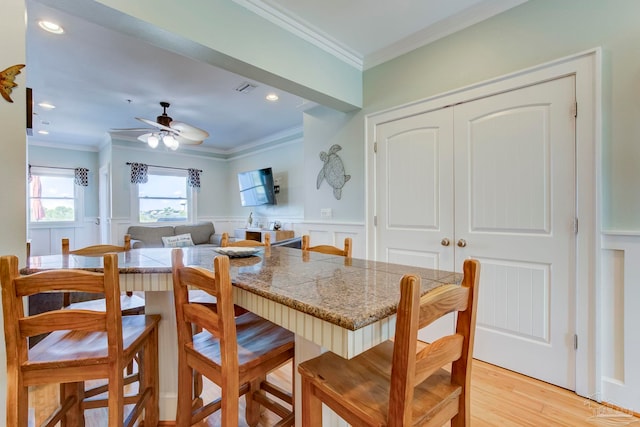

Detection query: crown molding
xmin=232 ymin=0 xmax=364 ymax=70
xmin=234 ymin=0 xmax=527 ymax=71
xmin=364 ymin=0 xmax=528 ymax=69
xmin=109 ymin=125 xmax=303 ymax=160
xmin=28 ymin=138 xmax=99 ymax=152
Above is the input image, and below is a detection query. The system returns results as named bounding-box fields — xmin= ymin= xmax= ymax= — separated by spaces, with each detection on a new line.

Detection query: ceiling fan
xmin=113 ymin=101 xmax=209 ymax=149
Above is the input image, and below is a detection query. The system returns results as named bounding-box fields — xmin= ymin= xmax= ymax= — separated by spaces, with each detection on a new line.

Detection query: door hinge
xmin=373 ymin=215 xmax=377 ymax=226
xmin=574 ymin=334 xmax=578 ymax=350
xmin=374 ymin=142 xmax=378 ymax=153
xmin=574 ymin=218 xmax=579 ymax=234
xmin=573 ymin=102 xmax=578 ymax=118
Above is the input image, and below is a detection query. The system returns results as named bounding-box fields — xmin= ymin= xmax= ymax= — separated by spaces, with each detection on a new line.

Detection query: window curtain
xmin=130 ymin=162 xmax=148 ymax=184
xmin=188 ymin=168 xmax=201 ymax=188
xmin=74 ymin=168 xmax=89 ymax=187
xmin=129 ymin=162 xmax=201 ymax=187
xmin=28 ymin=164 xmax=89 ymax=186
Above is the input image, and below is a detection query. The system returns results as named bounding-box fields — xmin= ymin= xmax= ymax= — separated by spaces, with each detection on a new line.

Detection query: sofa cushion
xmin=162 ymin=233 xmax=194 ymax=248
xmin=175 ymin=222 xmax=215 ymax=245
xmin=127 ymin=226 xmax=175 ymax=248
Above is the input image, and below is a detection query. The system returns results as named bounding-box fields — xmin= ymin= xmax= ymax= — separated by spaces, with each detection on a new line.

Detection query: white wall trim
xmin=365 ymin=48 xmax=601 ymax=399
xmin=600 ymin=232 xmax=640 ymax=412
xmin=231 ymin=0 xmax=363 ymax=70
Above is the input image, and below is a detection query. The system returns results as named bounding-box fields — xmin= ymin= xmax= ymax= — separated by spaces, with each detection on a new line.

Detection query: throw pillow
xmin=162 ymin=233 xmax=194 ymax=248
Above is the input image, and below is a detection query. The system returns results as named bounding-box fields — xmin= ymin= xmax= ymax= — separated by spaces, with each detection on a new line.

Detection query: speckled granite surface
xmin=21 ymin=246 xmax=461 ymax=331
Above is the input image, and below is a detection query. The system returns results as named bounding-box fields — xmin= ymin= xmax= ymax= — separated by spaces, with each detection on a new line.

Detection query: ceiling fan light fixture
xmin=163 ymin=134 xmax=179 ymax=150
xmin=117 ymin=102 xmax=206 ymax=148
xmin=147 ymin=134 xmax=159 ymax=148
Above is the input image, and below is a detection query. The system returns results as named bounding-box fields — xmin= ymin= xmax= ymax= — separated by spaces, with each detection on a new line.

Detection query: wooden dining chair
xmin=171 ymin=247 xmax=295 ymax=426
xmin=298 ymin=259 xmax=480 ymax=427
xmin=221 ymin=231 xmax=271 ymax=247
xmin=61 ymin=235 xmax=145 ymax=315
xmin=62 ymin=234 xmax=132 ymax=255
xmin=301 ymin=234 xmax=352 ymax=258
xmin=0 ymin=253 xmax=161 ymax=427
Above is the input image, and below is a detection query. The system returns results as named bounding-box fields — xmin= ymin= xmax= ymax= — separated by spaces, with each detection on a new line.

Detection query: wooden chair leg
xmin=301 ymin=378 xmax=322 ymax=427
xmin=142 ymin=327 xmax=159 ymax=427
xmin=107 ymin=355 xmax=125 ymax=426
xmin=6 ymin=376 xmax=28 ymax=427
xmin=245 ymin=376 xmax=265 ymax=427
xmin=60 ymin=382 xmax=84 ymax=427
xmin=177 ymin=355 xmax=196 ymax=426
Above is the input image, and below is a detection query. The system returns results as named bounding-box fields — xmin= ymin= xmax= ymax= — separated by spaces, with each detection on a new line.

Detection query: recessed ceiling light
xmin=37 ymin=130 xmax=49 ymax=135
xmin=266 ymin=93 xmax=279 ymax=102
xmin=38 ymin=20 xmax=64 ymax=35
xmin=38 ymin=102 xmax=56 ymax=109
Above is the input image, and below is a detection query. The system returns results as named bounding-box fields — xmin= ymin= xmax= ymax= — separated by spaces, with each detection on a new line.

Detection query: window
xmin=135 ymin=168 xmax=193 ymax=223
xmin=29 ymin=167 xmax=81 ymax=223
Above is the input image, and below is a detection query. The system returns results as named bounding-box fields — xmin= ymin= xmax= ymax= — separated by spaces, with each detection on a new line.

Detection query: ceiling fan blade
xmin=136 ymin=117 xmax=174 ymax=133
xmin=170 ymin=121 xmax=209 ymax=141
xmin=137 ymin=133 xmax=154 ymax=143
xmin=111 ymin=127 xmax=154 ymax=132
xmin=175 ymin=135 xmax=203 ymax=145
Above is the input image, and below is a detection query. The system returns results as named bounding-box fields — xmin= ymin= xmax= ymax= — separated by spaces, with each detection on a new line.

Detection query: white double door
xmin=374 ymin=76 xmax=577 ymax=389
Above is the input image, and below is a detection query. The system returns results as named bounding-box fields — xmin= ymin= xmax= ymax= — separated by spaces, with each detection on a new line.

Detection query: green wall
xmin=0 ymin=0 xmax=26 ymax=418
xmin=362 ymin=0 xmax=640 ymax=230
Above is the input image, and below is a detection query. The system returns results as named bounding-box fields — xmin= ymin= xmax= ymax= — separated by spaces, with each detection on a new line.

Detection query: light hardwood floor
xmin=28 ymin=359 xmax=638 ymax=426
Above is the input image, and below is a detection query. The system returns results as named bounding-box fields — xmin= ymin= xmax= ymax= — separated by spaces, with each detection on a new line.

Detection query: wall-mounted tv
xmin=237 ymin=167 xmax=277 ymax=207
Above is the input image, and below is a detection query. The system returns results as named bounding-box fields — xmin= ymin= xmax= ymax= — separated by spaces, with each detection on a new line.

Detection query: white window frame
xmin=28 ymin=166 xmax=85 ymax=228
xmin=130 ymin=166 xmax=196 ymax=225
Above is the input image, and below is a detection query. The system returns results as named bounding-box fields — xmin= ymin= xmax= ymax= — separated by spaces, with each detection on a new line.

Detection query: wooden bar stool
xmin=61 ymin=235 xmax=145 ymax=315
xmin=298 ymin=259 xmax=480 ymax=427
xmin=0 ymin=253 xmax=161 ymax=427
xmin=171 ymin=248 xmax=294 ymax=426
xmin=301 ymin=234 xmax=352 ymax=258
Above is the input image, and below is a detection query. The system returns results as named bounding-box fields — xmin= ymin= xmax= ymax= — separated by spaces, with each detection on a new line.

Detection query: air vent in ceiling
xmin=235 ymin=82 xmax=258 ymax=94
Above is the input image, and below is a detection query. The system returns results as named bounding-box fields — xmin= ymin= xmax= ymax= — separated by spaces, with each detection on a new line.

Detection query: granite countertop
xmin=22 ymin=246 xmax=462 ymax=331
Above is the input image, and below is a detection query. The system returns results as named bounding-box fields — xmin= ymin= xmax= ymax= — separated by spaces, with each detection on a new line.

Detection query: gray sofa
xmin=127 ymin=221 xmax=222 ymax=248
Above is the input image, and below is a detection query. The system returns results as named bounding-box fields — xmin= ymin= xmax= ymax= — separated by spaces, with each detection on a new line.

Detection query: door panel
xmin=375 ymin=108 xmax=454 ymax=272
xmin=454 ymin=76 xmax=576 ymax=389
xmin=374 ymin=75 xmax=576 ymax=389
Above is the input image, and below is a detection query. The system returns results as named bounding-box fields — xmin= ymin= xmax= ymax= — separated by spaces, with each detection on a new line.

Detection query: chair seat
xmin=27 ymin=314 xmax=160 ymax=367
xmin=188 ymin=290 xmax=248 ymax=316
xmin=298 ymin=340 xmax=462 ymax=426
xmin=66 ymin=293 xmax=145 ymax=315
xmin=189 ymin=311 xmax=294 ymax=372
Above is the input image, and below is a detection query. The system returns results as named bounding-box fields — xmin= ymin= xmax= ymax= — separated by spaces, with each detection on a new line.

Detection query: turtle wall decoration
xmin=317 ymin=144 xmax=350 ymax=200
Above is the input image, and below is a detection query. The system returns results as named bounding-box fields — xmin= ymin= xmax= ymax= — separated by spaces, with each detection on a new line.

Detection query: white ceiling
xmin=26 ymin=0 xmax=526 ymax=153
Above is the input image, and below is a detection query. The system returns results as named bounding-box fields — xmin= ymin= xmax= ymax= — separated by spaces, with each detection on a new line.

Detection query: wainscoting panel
xmin=600 ymin=233 xmax=640 ymax=412
xmin=294 ymin=221 xmax=365 ymax=259
xmin=28 ymin=219 xmax=99 ymax=256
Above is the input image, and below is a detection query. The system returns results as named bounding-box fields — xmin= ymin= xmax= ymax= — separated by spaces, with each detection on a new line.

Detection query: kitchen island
xmin=23 ymin=245 xmax=461 ymax=425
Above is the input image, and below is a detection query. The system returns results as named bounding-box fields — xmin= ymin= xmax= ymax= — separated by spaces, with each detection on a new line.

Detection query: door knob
xmin=441 ymin=238 xmax=450 ymax=247
xmin=457 ymin=239 xmax=467 ymax=248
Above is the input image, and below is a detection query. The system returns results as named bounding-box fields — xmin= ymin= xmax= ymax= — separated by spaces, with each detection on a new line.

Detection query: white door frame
xmin=99 ymin=164 xmax=111 ymax=244
xmin=365 ymin=48 xmax=601 ymax=399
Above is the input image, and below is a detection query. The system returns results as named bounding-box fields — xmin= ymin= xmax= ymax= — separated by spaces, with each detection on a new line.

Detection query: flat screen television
xmin=237 ymin=167 xmax=277 ymax=207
